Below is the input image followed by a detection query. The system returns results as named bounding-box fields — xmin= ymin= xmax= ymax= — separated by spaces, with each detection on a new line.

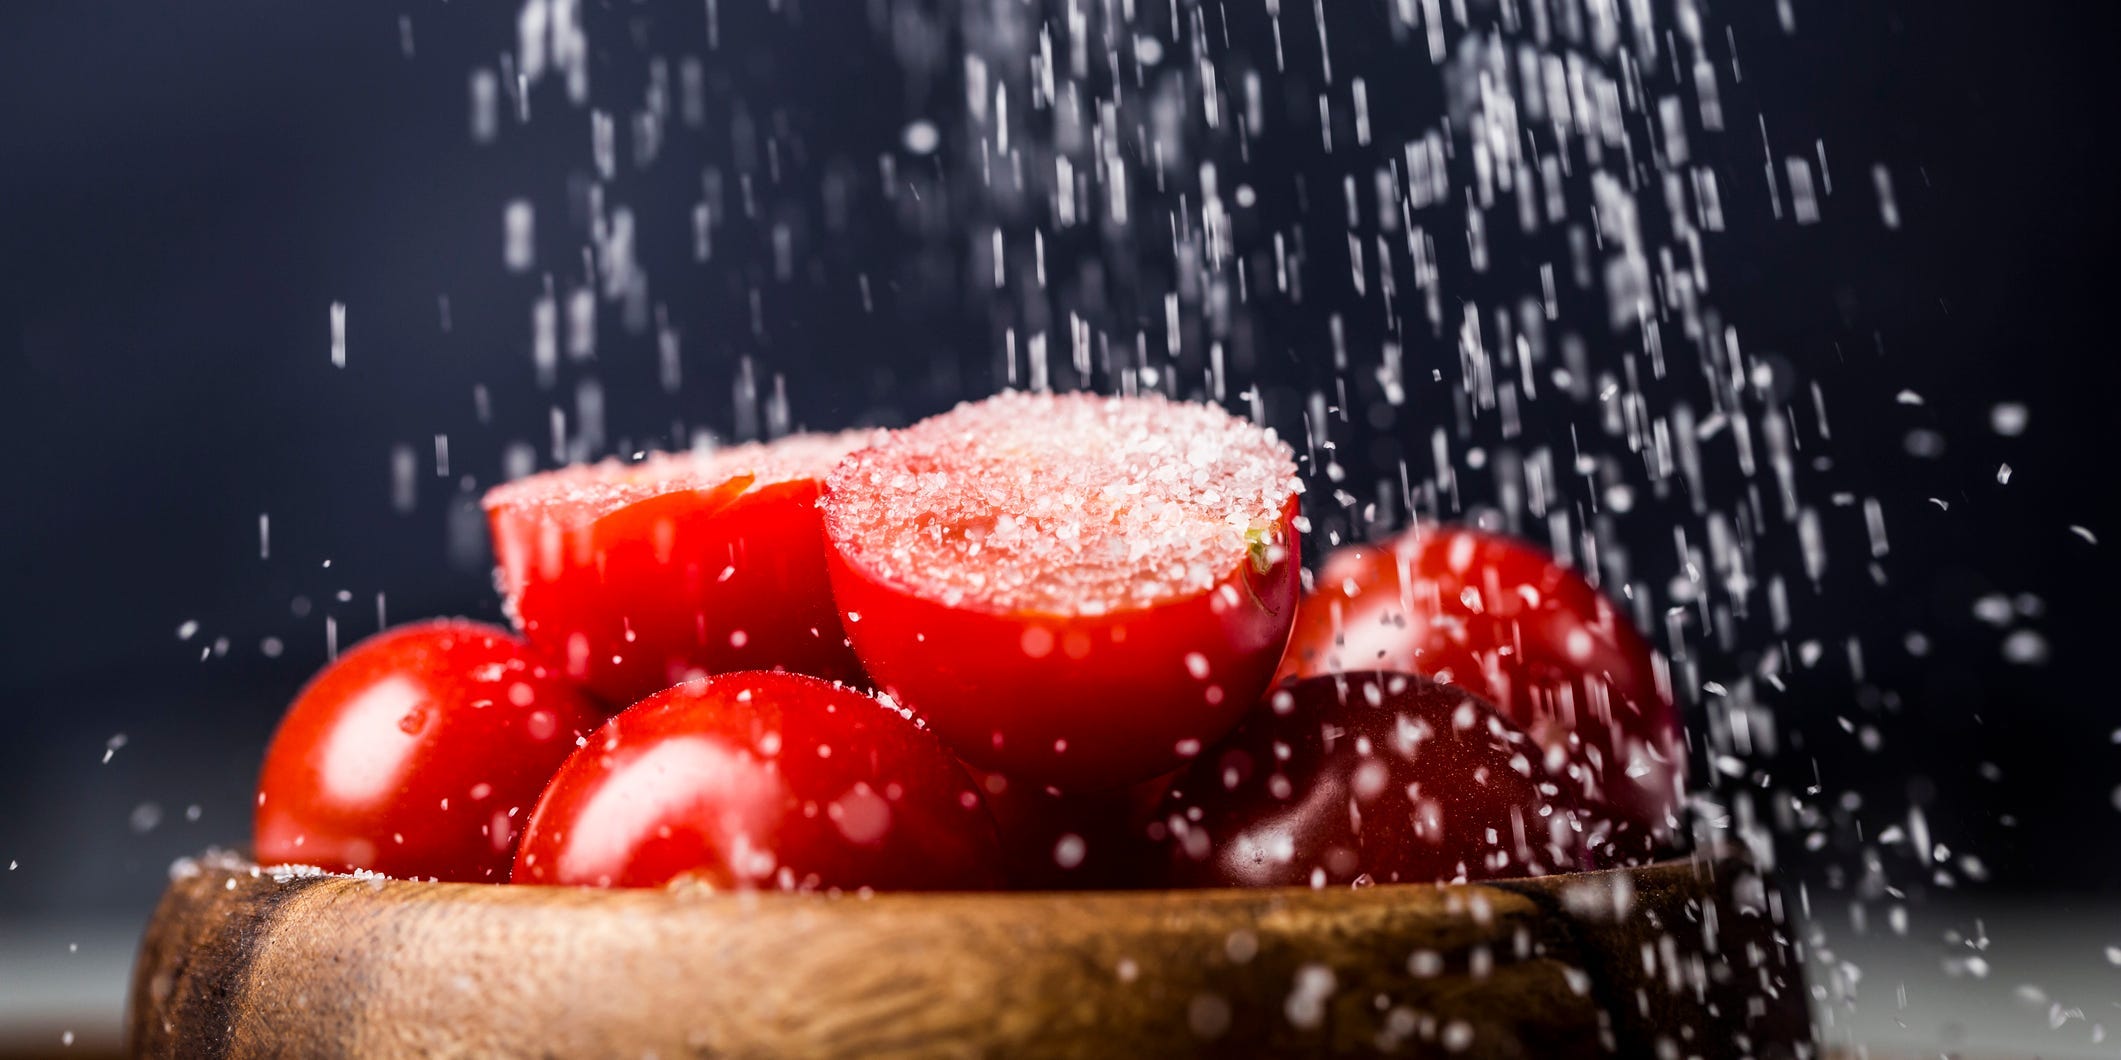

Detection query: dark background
xmin=1 ymin=0 xmax=2117 ymax=940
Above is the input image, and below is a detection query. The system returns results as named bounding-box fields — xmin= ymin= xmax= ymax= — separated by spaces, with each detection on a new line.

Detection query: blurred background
xmin=2 ymin=0 xmax=2117 ymax=1056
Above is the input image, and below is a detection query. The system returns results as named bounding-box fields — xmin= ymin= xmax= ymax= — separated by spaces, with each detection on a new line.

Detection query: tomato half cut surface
xmin=512 ymin=671 xmax=1002 ymax=891
xmin=1158 ymin=673 xmax=1597 ymax=888
xmin=822 ymin=392 xmax=1303 ymax=792
xmin=484 ymin=431 xmax=882 ymax=708
xmin=254 ymin=620 xmax=605 ymax=883
xmin=1277 ymin=525 xmax=1685 ymax=848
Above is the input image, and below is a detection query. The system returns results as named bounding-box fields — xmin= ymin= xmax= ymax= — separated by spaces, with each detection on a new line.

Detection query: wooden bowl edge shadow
xmin=128 ymin=852 xmax=1814 ymax=1060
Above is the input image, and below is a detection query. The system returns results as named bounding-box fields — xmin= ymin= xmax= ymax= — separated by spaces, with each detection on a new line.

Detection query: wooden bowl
xmin=128 ymin=852 xmax=1811 ymax=1058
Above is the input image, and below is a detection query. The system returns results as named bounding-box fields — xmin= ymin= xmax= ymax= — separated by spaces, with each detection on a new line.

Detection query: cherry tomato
xmin=1158 ymin=673 xmax=1595 ymax=887
xmin=1277 ymin=526 xmax=1684 ymax=847
xmin=821 ymin=393 xmax=1302 ymax=792
xmin=484 ymin=431 xmax=881 ymax=709
xmin=254 ymin=620 xmax=604 ymax=882
xmin=513 ymin=671 xmax=1003 ymax=891
xmin=970 ymin=767 xmax=1169 ymax=890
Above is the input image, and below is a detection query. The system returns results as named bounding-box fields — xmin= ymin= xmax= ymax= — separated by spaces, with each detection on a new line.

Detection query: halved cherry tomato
xmin=1158 ymin=673 xmax=1595 ymax=887
xmin=821 ymin=393 xmax=1302 ymax=792
xmin=1277 ymin=526 xmax=1685 ymax=848
xmin=512 ymin=671 xmax=1003 ymax=891
xmin=484 ymin=431 xmax=881 ymax=708
xmin=254 ymin=620 xmax=604 ymax=882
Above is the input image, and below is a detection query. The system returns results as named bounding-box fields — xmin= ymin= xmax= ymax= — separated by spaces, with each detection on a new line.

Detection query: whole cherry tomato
xmin=1158 ymin=673 xmax=1596 ymax=888
xmin=254 ymin=620 xmax=604 ymax=882
xmin=821 ymin=392 xmax=1302 ymax=792
xmin=1277 ymin=526 xmax=1684 ymax=849
xmin=969 ymin=766 xmax=1170 ymax=890
xmin=484 ymin=431 xmax=881 ymax=709
xmin=513 ymin=671 xmax=1003 ymax=891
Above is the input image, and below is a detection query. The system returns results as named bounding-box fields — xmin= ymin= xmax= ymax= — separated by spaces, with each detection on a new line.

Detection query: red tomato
xmin=821 ymin=393 xmax=1303 ymax=792
xmin=970 ymin=767 xmax=1170 ymax=889
xmin=1277 ymin=526 xmax=1685 ymax=848
xmin=254 ymin=620 xmax=604 ymax=882
xmin=1158 ymin=673 xmax=1595 ymax=887
xmin=484 ymin=431 xmax=882 ymax=709
xmin=512 ymin=671 xmax=1003 ymax=891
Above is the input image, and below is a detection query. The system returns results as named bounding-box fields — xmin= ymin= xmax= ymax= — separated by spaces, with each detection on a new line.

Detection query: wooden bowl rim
xmin=195 ymin=846 xmax=1725 ymax=910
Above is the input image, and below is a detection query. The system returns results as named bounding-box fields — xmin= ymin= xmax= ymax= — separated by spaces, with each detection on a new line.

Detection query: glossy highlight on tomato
xmin=1277 ymin=526 xmax=1685 ymax=846
xmin=483 ymin=432 xmax=879 ymax=709
xmin=254 ymin=620 xmax=605 ymax=883
xmin=1158 ymin=673 xmax=1595 ymax=888
xmin=513 ymin=671 xmax=1003 ymax=891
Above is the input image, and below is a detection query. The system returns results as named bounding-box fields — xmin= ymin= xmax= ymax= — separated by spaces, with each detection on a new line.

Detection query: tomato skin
xmin=253 ymin=620 xmax=604 ymax=883
xmin=512 ymin=671 xmax=1003 ymax=891
xmin=488 ymin=473 xmax=865 ymax=710
xmin=823 ymin=497 xmax=1302 ymax=793
xmin=971 ymin=767 xmax=1171 ymax=889
xmin=1277 ymin=526 xmax=1685 ymax=846
xmin=1158 ymin=673 xmax=1593 ymax=888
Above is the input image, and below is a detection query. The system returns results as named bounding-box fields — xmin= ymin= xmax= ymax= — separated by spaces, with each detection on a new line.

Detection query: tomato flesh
xmin=513 ymin=671 xmax=1003 ymax=891
xmin=1158 ymin=673 xmax=1594 ymax=887
xmin=1277 ymin=526 xmax=1685 ymax=846
xmin=254 ymin=620 xmax=605 ymax=882
xmin=484 ymin=432 xmax=879 ymax=708
xmin=822 ymin=393 xmax=1303 ymax=791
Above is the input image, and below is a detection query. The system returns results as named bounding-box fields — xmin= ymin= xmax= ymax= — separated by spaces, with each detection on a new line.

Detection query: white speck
xmin=102 ymin=734 xmax=127 ymax=764
xmin=129 ymin=803 xmax=163 ymax=834
xmin=2002 ymin=630 xmax=2048 ymax=666
xmin=1284 ymin=963 xmax=1336 ymax=1029
xmin=1187 ymin=994 xmax=1231 ymax=1038
xmin=2071 ymin=525 xmax=2098 ymax=545
xmin=176 ymin=620 xmax=199 ymax=641
xmin=1990 ymin=402 xmax=2028 ymax=436
xmin=1441 ymin=1019 xmax=1475 ymax=1051
xmin=329 ymin=302 xmax=347 ymax=368
xmin=901 ymin=120 xmax=939 ymax=155
xmin=1053 ymin=833 xmax=1087 ymax=870
xmin=504 ymin=199 xmax=536 ymax=272
xmin=1996 ymin=463 xmax=2012 ymax=485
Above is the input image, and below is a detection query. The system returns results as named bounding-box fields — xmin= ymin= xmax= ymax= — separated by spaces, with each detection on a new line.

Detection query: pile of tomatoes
xmin=254 ymin=392 xmax=1685 ymax=892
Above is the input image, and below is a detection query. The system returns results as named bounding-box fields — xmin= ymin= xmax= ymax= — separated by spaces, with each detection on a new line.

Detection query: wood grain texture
xmin=129 ymin=853 xmax=1811 ymax=1058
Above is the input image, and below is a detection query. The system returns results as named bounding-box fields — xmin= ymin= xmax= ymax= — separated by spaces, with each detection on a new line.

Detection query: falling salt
xmin=1053 ymin=834 xmax=1087 ymax=870
xmin=328 ymin=302 xmax=346 ymax=368
xmin=1283 ymin=963 xmax=1336 ymax=1029
xmin=1186 ymin=994 xmax=1232 ymax=1039
xmin=391 ymin=445 xmax=418 ymax=513
xmin=504 ymin=200 xmax=535 ymax=271
xmin=2001 ymin=630 xmax=2048 ymax=666
xmin=901 ymin=120 xmax=939 ymax=155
